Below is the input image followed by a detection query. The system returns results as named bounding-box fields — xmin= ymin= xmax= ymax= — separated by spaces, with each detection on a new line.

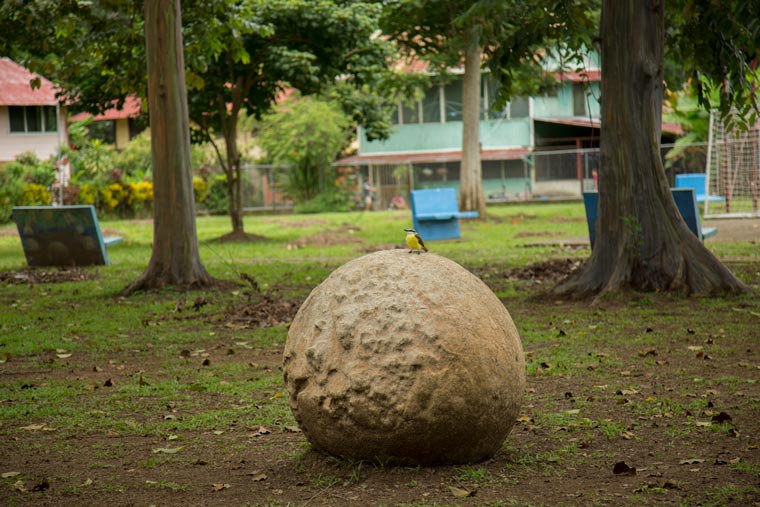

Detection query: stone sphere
xmin=283 ymin=249 xmax=525 ymax=465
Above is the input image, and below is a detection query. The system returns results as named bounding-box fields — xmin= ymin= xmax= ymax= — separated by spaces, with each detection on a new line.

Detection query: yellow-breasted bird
xmin=404 ymin=228 xmax=428 ymax=254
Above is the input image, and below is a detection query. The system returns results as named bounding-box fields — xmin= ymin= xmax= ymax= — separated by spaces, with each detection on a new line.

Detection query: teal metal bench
xmin=582 ymin=188 xmax=718 ymax=249
xmin=11 ymin=205 xmax=123 ymax=266
xmin=410 ymin=188 xmax=479 ymax=240
xmin=674 ymin=173 xmax=725 ymax=203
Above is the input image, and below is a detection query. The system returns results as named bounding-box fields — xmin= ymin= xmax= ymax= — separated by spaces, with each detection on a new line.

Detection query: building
xmin=338 ymin=52 xmax=681 ymax=207
xmin=0 ymin=57 xmax=68 ymax=163
xmin=70 ymin=95 xmax=144 ymax=150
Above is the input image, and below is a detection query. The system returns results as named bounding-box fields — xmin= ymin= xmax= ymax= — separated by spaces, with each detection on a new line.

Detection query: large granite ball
xmin=283 ymin=249 xmax=525 ymax=465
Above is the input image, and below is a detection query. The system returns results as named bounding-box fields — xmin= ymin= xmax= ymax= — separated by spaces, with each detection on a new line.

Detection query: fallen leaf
xmin=711 ymin=412 xmax=733 ymax=424
xmin=449 ymin=485 xmax=475 ymax=498
xmin=152 ymin=447 xmax=183 ymax=454
xmin=212 ymin=483 xmax=231 ymax=491
xmin=613 ymin=461 xmax=636 ymax=475
xmin=82 ymin=478 xmax=93 ymax=486
xmin=1 ymin=471 xmax=21 ymax=478
xmin=249 ymin=474 xmax=267 ymax=482
xmin=687 ymin=346 xmax=703 ymax=352
xmin=20 ymin=423 xmax=50 ymax=431
xmin=679 ymin=458 xmax=705 ymax=465
xmin=56 ymin=353 xmax=72 ymax=359
xmin=284 ymin=426 xmax=301 ymax=433
xmin=248 ymin=425 xmax=271 ymax=437
xmin=31 ymin=480 xmax=49 ymax=492
xmin=13 ymin=480 xmax=27 ymax=492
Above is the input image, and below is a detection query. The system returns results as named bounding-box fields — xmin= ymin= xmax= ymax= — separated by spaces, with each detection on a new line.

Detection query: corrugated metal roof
xmin=535 ymin=116 xmax=684 ymax=136
xmin=0 ymin=58 xmax=59 ymax=106
xmin=70 ymin=95 xmax=143 ymax=122
xmin=336 ymin=148 xmax=531 ymax=166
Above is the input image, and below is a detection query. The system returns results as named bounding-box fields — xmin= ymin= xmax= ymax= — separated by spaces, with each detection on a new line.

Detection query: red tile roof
xmin=0 ymin=58 xmax=59 ymax=106
xmin=555 ymin=69 xmax=601 ymax=82
xmin=70 ymin=95 xmax=143 ymax=122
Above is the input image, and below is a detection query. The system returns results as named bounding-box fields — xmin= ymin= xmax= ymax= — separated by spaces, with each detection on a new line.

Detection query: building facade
xmin=0 ymin=58 xmax=68 ymax=164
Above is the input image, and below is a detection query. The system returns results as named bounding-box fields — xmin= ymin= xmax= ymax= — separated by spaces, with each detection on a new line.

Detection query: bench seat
xmin=11 ymin=205 xmax=123 ymax=266
xmin=410 ymin=188 xmax=479 ymax=241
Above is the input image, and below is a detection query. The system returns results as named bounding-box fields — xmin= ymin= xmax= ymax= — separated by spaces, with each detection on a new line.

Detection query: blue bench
xmin=674 ymin=173 xmax=725 ymax=203
xmin=11 ymin=205 xmax=123 ymax=266
xmin=410 ymin=188 xmax=479 ymax=240
xmin=582 ymin=189 xmax=717 ymax=249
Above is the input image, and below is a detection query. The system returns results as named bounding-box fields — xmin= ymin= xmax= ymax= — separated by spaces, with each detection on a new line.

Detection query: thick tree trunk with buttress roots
xmin=122 ymin=0 xmax=214 ymax=294
xmin=459 ymin=33 xmax=486 ymax=218
xmin=555 ymin=0 xmax=748 ymax=299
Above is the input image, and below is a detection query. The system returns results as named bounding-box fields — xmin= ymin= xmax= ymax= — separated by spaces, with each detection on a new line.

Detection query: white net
xmin=705 ymin=110 xmax=760 ymax=217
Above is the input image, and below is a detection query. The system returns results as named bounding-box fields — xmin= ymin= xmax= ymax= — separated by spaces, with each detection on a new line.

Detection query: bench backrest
xmin=410 ymin=188 xmax=458 ymax=215
xmin=674 ymin=173 xmax=706 ymax=195
xmin=12 ymin=205 xmax=113 ymax=266
xmin=583 ymin=188 xmax=707 ymax=248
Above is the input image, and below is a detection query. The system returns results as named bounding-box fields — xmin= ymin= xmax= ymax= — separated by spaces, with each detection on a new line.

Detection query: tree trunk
xmin=459 ymin=31 xmax=487 ymax=217
xmin=122 ymin=0 xmax=214 ymax=294
xmin=222 ymin=108 xmax=245 ymax=235
xmin=555 ymin=0 xmax=747 ymax=299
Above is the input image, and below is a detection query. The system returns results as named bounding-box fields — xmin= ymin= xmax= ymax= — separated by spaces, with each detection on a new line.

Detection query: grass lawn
xmin=0 ymin=202 xmax=759 ymax=506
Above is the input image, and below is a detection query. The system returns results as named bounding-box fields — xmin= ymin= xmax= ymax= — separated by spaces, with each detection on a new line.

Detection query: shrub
xmin=0 ymin=166 xmax=24 ymax=223
xmin=294 ymin=190 xmax=351 ymax=214
xmin=193 ymin=176 xmax=208 ymax=204
xmin=202 ymin=174 xmax=229 ymax=213
xmin=18 ymin=184 xmax=52 ymax=206
xmin=99 ymin=182 xmax=128 ymax=213
xmin=127 ymin=181 xmax=153 ymax=217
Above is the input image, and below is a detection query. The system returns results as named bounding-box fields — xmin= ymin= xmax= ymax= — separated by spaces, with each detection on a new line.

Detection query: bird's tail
xmin=423 ymin=246 xmax=429 ymax=252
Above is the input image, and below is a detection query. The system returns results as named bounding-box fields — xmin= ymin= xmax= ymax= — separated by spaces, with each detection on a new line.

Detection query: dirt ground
xmin=2 ymin=256 xmax=760 ymax=507
xmin=2 ymin=216 xmax=760 ymax=506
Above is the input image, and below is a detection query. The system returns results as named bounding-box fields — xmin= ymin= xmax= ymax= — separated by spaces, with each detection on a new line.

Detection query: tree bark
xmin=459 ymin=31 xmax=486 ymax=217
xmin=221 ymin=96 xmax=245 ymax=235
xmin=122 ymin=0 xmax=214 ymax=294
xmin=555 ymin=0 xmax=748 ymax=300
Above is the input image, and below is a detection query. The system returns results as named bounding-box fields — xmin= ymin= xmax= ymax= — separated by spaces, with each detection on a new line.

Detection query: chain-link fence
xmin=343 ymin=143 xmax=710 ymax=210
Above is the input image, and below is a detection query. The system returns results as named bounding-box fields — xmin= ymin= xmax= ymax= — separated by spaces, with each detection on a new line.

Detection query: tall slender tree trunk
xmin=222 ymin=109 xmax=245 ymax=235
xmin=555 ymin=0 xmax=747 ymax=299
xmin=459 ymin=31 xmax=486 ymax=217
xmin=122 ymin=0 xmax=213 ymax=294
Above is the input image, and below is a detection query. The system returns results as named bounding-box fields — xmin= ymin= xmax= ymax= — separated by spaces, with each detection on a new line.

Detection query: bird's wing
xmin=415 ymin=233 xmax=426 ymax=249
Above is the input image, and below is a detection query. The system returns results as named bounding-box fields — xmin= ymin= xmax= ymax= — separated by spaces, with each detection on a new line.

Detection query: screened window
xmin=401 ymin=102 xmax=419 ymax=124
xmin=422 ymin=85 xmax=441 ymax=123
xmin=8 ymin=105 xmax=57 ymax=133
xmin=443 ymin=80 xmax=463 ymax=121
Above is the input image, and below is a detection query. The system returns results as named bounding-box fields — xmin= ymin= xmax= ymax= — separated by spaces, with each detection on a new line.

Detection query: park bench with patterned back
xmin=583 ymin=188 xmax=717 ymax=249
xmin=11 ymin=205 xmax=123 ymax=266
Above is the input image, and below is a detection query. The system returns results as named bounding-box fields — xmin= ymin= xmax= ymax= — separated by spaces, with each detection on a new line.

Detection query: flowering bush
xmin=17 ymin=184 xmax=52 ymax=206
xmin=193 ymin=176 xmax=208 ymax=204
xmin=127 ymin=181 xmax=153 ymax=217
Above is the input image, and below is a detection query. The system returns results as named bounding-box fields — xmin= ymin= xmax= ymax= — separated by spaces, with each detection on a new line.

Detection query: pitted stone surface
xmin=283 ymin=249 xmax=525 ymax=465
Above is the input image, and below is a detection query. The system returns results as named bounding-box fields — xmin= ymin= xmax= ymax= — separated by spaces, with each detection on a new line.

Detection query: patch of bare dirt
xmin=289 ymin=227 xmax=363 ymax=248
xmin=215 ymin=230 xmax=268 ymax=243
xmin=514 ymin=230 xmax=565 ymax=238
xmin=261 ymin=217 xmax=330 ymax=228
xmin=0 ymin=267 xmax=98 ymax=284
xmin=472 ymin=258 xmax=584 ymax=292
